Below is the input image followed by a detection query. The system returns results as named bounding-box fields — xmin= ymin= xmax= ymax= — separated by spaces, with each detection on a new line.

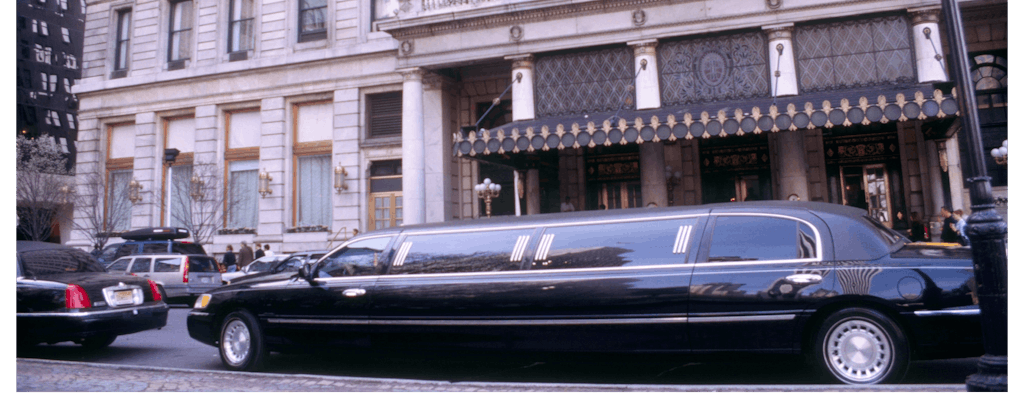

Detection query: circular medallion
xmin=472 ymin=140 xmax=486 ymax=154
xmin=546 ymin=134 xmax=561 ymax=149
xmin=531 ymin=135 xmax=546 ymax=150
xmin=706 ymin=120 xmax=722 ymax=136
xmin=516 ymin=136 xmax=530 ymax=151
xmin=562 ymin=133 xmax=576 ymax=148
xmin=723 ymin=118 xmax=740 ymax=134
xmin=624 ymin=127 xmax=639 ymax=143
xmin=640 ymin=126 xmax=656 ymax=141
xmin=793 ymin=113 xmax=810 ymax=129
xmin=502 ymin=138 xmax=516 ymax=152
xmin=577 ymin=131 xmax=591 ymax=147
xmin=509 ymin=25 xmax=524 ymax=42
xmin=698 ymin=52 xmax=730 ymax=87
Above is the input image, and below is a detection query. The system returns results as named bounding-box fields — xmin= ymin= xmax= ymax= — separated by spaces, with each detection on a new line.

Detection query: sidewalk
xmin=17 ymin=359 xmax=965 ymax=392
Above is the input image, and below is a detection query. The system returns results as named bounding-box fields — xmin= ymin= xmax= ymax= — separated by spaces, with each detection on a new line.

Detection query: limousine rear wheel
xmin=814 ymin=308 xmax=908 ymax=384
xmin=219 ymin=310 xmax=267 ymax=371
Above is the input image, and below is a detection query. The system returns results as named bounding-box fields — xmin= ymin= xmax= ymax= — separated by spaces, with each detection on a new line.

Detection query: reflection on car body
xmin=187 ymin=201 xmax=981 ymax=384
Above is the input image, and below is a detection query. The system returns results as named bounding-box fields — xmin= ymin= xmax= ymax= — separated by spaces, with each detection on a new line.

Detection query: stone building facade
xmin=70 ymin=0 xmax=1007 ymax=254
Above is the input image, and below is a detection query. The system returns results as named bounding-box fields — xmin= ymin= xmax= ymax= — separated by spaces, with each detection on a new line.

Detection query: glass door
xmin=841 ymin=164 xmax=892 ymax=226
xmin=369 ymin=192 xmax=402 ymax=230
xmin=596 ymin=181 xmax=641 ymax=209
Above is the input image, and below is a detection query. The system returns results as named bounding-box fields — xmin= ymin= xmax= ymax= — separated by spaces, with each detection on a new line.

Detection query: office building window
xmin=367 ymin=91 xmax=402 ymax=137
xmin=298 ymin=0 xmax=327 ymax=42
xmin=114 ymin=9 xmax=131 ymax=71
xmin=292 ymin=101 xmax=333 ymax=228
xmin=168 ymin=1 xmax=193 ymax=65
xmin=228 ymin=0 xmax=255 ymax=53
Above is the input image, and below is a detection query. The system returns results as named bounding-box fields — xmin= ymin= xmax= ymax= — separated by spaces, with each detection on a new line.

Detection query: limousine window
xmin=389 ymin=229 xmax=534 ymax=275
xmin=707 ymin=216 xmax=815 ymax=262
xmin=533 ymin=219 xmax=697 ymax=270
xmin=318 ymin=236 xmax=393 ymax=277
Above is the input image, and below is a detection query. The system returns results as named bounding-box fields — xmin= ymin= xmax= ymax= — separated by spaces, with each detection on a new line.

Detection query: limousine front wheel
xmin=813 ymin=308 xmax=909 ymax=384
xmin=219 ymin=310 xmax=267 ymax=371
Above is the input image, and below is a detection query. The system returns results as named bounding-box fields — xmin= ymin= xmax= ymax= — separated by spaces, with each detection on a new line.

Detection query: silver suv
xmin=106 ymin=254 xmax=221 ymax=303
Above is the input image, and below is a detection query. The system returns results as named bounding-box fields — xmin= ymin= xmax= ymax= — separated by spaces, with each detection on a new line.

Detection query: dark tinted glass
xmin=107 ymin=258 xmax=131 ymax=273
xmin=21 ymin=248 xmax=106 ymax=276
xmin=862 ymin=216 xmax=905 ymax=247
xmin=798 ymin=223 xmax=817 ymax=259
xmin=113 ymin=244 xmax=137 ymax=259
xmin=98 ymin=245 xmax=120 ymax=261
xmin=707 ymin=216 xmax=809 ymax=262
xmin=248 ymin=260 xmax=277 ymax=273
xmin=142 ymin=243 xmax=168 ymax=253
xmin=390 ymin=229 xmax=534 ymax=275
xmin=129 ymin=258 xmax=152 ymax=273
xmin=318 ymin=236 xmax=393 ymax=277
xmin=154 ymin=258 xmax=181 ymax=272
xmin=277 ymin=257 xmax=305 ymax=272
xmin=188 ymin=257 xmax=218 ymax=273
xmin=172 ymin=242 xmax=207 ymax=255
xmin=534 ymin=219 xmax=696 ymax=270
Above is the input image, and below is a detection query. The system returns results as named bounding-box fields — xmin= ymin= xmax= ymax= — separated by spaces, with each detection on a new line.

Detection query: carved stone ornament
xmin=399 ymin=0 xmax=413 ymax=13
xmin=510 ymin=25 xmax=524 ymax=42
xmin=632 ymin=9 xmax=647 ymax=27
xmin=767 ymin=0 xmax=783 ymax=9
xmin=400 ymin=40 xmax=414 ymax=56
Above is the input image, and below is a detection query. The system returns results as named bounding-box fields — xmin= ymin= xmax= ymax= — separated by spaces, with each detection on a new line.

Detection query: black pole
xmin=939 ymin=0 xmax=1008 ymax=391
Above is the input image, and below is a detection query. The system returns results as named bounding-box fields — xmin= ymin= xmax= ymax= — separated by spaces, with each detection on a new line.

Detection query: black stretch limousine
xmin=187 ymin=201 xmax=981 ymax=384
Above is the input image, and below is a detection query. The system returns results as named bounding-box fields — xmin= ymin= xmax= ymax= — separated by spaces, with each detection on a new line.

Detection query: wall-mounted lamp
xmin=664 ymin=165 xmax=683 ymax=206
xmin=59 ymin=184 xmax=76 ymax=201
xmin=128 ymin=178 xmax=143 ymax=204
xmin=990 ymin=140 xmax=1007 ymax=166
xmin=258 ymin=169 xmax=273 ymax=198
xmin=189 ymin=174 xmax=205 ymax=201
xmin=334 ymin=163 xmax=348 ymax=193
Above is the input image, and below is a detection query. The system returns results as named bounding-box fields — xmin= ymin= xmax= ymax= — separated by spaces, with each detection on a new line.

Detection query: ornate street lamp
xmin=334 ymin=163 xmax=348 ymax=193
xmin=989 ymin=140 xmax=1007 ymax=166
xmin=258 ymin=169 xmax=273 ymax=198
xmin=474 ymin=178 xmax=501 ymax=218
xmin=664 ymin=165 xmax=682 ymax=206
xmin=127 ymin=178 xmax=143 ymax=204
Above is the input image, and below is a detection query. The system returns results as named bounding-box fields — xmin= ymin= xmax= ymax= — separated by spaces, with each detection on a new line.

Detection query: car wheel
xmin=813 ymin=308 xmax=909 ymax=384
xmin=80 ymin=334 xmax=117 ymax=350
xmin=219 ymin=310 xmax=267 ymax=371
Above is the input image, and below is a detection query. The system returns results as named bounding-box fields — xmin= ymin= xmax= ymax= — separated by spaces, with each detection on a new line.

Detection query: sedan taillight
xmin=183 ymin=256 xmax=189 ymax=283
xmin=148 ymin=279 xmax=162 ymax=302
xmin=65 ymin=284 xmax=91 ymax=309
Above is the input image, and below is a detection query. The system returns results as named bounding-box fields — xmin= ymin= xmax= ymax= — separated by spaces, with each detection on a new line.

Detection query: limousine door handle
xmin=342 ymin=288 xmax=367 ymax=298
xmin=786 ymin=274 xmax=822 ymax=284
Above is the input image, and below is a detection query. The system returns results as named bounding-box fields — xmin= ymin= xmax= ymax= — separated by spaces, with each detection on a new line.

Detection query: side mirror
xmin=298 ymin=263 xmax=318 ymax=284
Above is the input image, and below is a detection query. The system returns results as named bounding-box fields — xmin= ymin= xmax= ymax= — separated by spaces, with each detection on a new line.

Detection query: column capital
xmin=422 ymin=73 xmax=452 ymax=91
xmin=398 ymin=67 xmax=425 ymax=81
xmin=763 ymin=23 xmax=794 ymax=41
xmin=627 ymin=39 xmax=659 ymax=56
xmin=909 ymin=7 xmax=941 ymax=25
xmin=506 ymin=54 xmax=534 ymax=69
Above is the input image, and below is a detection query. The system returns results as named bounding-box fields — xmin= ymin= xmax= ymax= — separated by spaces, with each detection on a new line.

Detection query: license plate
xmin=200 ymin=277 xmax=210 ymax=283
xmin=113 ymin=290 xmax=134 ymax=305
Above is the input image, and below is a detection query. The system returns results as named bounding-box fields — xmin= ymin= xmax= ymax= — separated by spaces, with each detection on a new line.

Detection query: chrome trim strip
xmin=393 ymin=242 xmax=413 ymax=267
xmin=536 ymin=234 xmax=555 ymax=260
xmin=267 ymin=316 xmax=689 ymax=326
xmin=510 ymin=235 xmax=530 ymax=262
xmin=403 ymin=214 xmax=709 ymax=236
xmin=688 ymin=314 xmax=796 ymax=323
xmin=190 ymin=311 xmax=211 ymax=317
xmin=674 ymin=225 xmax=693 ymax=254
xmin=913 ymin=308 xmax=981 ymax=317
xmin=17 ymin=303 xmax=169 ymax=318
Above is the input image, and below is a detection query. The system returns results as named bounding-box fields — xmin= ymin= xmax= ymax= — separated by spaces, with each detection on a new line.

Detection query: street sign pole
xmin=939 ymin=0 xmax=1008 ymax=392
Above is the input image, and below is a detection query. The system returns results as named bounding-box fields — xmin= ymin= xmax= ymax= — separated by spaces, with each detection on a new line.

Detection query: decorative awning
xmin=453 ymin=84 xmax=960 ymax=158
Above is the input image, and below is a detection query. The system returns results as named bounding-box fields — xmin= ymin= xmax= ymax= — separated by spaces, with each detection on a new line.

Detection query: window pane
xmin=107 ymin=259 xmax=131 ymax=272
xmin=391 ymin=229 xmax=535 ymax=275
xmin=707 ymin=216 xmax=802 ymax=262
xmin=188 ymin=257 xmax=217 ymax=273
xmin=169 ymin=164 xmax=193 ymax=228
xmin=142 ymin=243 xmax=167 ymax=253
xmin=108 ymin=170 xmax=133 ymax=232
xmin=536 ymin=219 xmax=697 ymax=270
xmin=298 ymin=154 xmax=331 ymax=227
xmin=228 ymin=162 xmax=258 ymax=229
xmin=153 ymin=258 xmax=181 ymax=272
xmin=129 ymin=259 xmax=152 ymax=273
xmin=318 ymin=236 xmax=392 ymax=277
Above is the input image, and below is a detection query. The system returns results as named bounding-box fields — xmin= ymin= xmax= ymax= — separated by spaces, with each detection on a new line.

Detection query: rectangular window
xmin=168 ymin=1 xmax=193 ymax=64
xmin=533 ymin=219 xmax=697 ymax=270
xmin=39 ymin=21 xmax=49 ymax=36
xmin=167 ymin=164 xmax=194 ymax=228
xmin=298 ymin=0 xmax=327 ymax=42
xmin=48 ymin=75 xmax=57 ymax=93
xmin=389 ymin=229 xmax=535 ymax=275
xmin=228 ymin=0 xmax=254 ymax=53
xmin=66 ymin=113 xmax=76 ymax=129
xmin=706 ymin=216 xmax=816 ymax=262
xmin=227 ymin=160 xmax=258 ymax=229
xmin=60 ymin=0 xmax=68 ymax=11
xmin=296 ymin=154 xmax=330 ymax=227
xmin=40 ymin=73 xmax=49 ymax=91
xmin=114 ymin=9 xmax=131 ymax=71
xmin=367 ymin=92 xmax=402 ymax=137
xmin=292 ymin=101 xmax=333 ymax=228
xmin=369 ymin=160 xmax=402 ymax=231
xmin=61 ymin=27 xmax=70 ymax=43
xmin=36 ymin=45 xmax=52 ymax=64
xmin=107 ymin=169 xmax=133 ymax=232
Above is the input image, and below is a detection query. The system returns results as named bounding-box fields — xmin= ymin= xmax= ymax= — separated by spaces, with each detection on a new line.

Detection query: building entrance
xmin=840 ymin=164 xmax=893 ymax=225
xmin=593 ymin=181 xmax=642 ymax=209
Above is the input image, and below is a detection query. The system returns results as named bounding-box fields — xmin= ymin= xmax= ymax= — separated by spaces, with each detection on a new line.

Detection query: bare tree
xmin=166 ymin=162 xmax=239 ymax=245
xmin=71 ymin=164 xmax=133 ymax=250
xmin=16 ymin=134 xmax=74 ymax=242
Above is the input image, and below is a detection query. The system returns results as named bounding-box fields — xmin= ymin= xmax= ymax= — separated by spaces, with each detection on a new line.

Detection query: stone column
xmin=506 ymin=55 xmax=535 ymax=121
xmin=764 ymin=24 xmax=798 ymax=97
xmin=400 ymin=68 xmax=426 ymax=225
xmin=332 ymin=88 xmax=361 ymax=234
xmin=132 ymin=112 xmax=158 ymax=229
xmin=775 ymin=131 xmax=809 ymax=201
xmin=924 ymin=139 xmax=946 ymax=240
xmin=423 ymin=74 xmax=453 ymax=223
xmin=628 ymin=40 xmax=660 ymax=110
xmin=640 ymin=142 xmax=668 ymax=207
xmin=526 ymin=169 xmax=540 ymax=214
xmin=909 ymin=8 xmax=948 ymax=83
xmin=259 ymin=97 xmax=286 ymax=242
xmin=943 ymin=135 xmax=966 ymax=212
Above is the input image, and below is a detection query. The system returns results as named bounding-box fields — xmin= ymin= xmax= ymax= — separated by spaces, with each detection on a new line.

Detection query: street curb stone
xmin=17 ymin=358 xmax=966 ymax=392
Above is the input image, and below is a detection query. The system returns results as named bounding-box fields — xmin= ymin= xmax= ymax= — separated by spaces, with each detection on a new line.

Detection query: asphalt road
xmin=17 ymin=306 xmax=981 ymax=386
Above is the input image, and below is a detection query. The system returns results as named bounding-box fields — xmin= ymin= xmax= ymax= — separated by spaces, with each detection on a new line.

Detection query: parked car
xmin=106 ymin=254 xmax=221 ymax=304
xmin=221 ymin=255 xmax=289 ymax=285
xmin=17 ymin=241 xmax=168 ymax=348
xmin=187 ymin=201 xmax=982 ymax=384
xmin=224 ymin=251 xmax=329 ymax=285
xmin=94 ymin=227 xmax=206 ymax=267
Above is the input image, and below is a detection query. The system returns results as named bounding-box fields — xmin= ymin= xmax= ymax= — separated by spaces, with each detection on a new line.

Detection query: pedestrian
xmin=254 ymin=243 xmax=265 ymax=259
xmin=940 ymin=206 xmax=958 ymax=243
xmin=238 ymin=241 xmax=254 ymax=268
xmin=263 ymin=243 xmax=275 ymax=257
xmin=892 ymin=209 xmax=910 ymax=237
xmin=90 ymin=243 xmax=102 ymax=257
xmin=954 ymin=209 xmax=970 ymax=246
xmin=222 ymin=245 xmax=237 ymax=273
xmin=560 ymin=196 xmax=575 ymax=212
xmin=909 ymin=211 xmax=927 ymax=242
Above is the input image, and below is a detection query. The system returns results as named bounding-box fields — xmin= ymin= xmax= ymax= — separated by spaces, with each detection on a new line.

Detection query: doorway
xmin=593 ymin=181 xmax=642 ymax=209
xmin=840 ymin=164 xmax=892 ymax=225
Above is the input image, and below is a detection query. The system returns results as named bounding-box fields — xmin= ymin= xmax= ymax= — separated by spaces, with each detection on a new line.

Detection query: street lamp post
xmin=475 ymin=178 xmax=501 ymax=218
xmin=940 ymin=0 xmax=1008 ymax=391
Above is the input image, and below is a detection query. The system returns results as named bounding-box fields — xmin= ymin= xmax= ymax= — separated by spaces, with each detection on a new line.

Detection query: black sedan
xmin=188 ymin=201 xmax=982 ymax=384
xmin=17 ymin=241 xmax=169 ymax=349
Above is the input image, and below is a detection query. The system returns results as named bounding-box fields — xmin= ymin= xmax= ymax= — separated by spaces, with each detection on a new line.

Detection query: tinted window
xmin=534 ymin=219 xmax=697 ymax=270
xmin=247 ymin=260 xmax=277 ymax=273
xmin=862 ymin=216 xmax=905 ymax=247
xmin=188 ymin=257 xmax=218 ymax=273
xmin=129 ymin=258 xmax=152 ymax=273
xmin=390 ymin=230 xmax=534 ymax=275
xmin=20 ymin=248 xmax=106 ymax=276
xmin=113 ymin=244 xmax=136 ymax=259
xmin=142 ymin=242 xmax=169 ymax=254
xmin=319 ymin=236 xmax=393 ymax=277
xmin=107 ymin=258 xmax=131 ymax=273
xmin=154 ymin=258 xmax=181 ymax=272
xmin=277 ymin=257 xmax=305 ymax=272
xmin=707 ymin=216 xmax=815 ymax=262
xmin=98 ymin=245 xmax=120 ymax=261
xmin=172 ymin=242 xmax=206 ymax=255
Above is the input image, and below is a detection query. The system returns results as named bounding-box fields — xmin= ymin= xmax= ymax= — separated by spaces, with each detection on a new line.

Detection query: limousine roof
xmin=367 ymin=201 xmax=899 ymax=261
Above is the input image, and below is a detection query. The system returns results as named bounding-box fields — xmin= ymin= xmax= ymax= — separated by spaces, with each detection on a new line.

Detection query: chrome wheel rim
xmin=222 ymin=319 xmax=251 ymax=366
xmin=824 ymin=318 xmax=893 ymax=383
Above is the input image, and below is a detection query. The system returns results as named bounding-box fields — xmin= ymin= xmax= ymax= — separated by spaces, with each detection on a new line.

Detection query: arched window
xmin=970 ymin=53 xmax=1007 ymax=125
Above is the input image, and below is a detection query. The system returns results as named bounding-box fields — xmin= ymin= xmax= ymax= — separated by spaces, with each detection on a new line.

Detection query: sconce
xmin=189 ymin=174 xmax=205 ymax=201
xmin=258 ymin=169 xmax=273 ymax=198
xmin=664 ymin=165 xmax=682 ymax=206
xmin=128 ymin=178 xmax=143 ymax=204
xmin=334 ymin=163 xmax=348 ymax=193
xmin=990 ymin=140 xmax=1007 ymax=166
xmin=59 ymin=184 xmax=76 ymax=201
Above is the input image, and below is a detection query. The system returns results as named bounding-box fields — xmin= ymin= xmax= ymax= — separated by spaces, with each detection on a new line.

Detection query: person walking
xmin=909 ymin=211 xmax=927 ymax=242
xmin=954 ymin=209 xmax=970 ymax=246
xmin=263 ymin=244 xmax=275 ymax=257
xmin=238 ymin=242 xmax=254 ymax=268
xmin=254 ymin=243 xmax=265 ymax=259
xmin=222 ymin=245 xmax=238 ymax=273
xmin=940 ymin=207 xmax=958 ymax=243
